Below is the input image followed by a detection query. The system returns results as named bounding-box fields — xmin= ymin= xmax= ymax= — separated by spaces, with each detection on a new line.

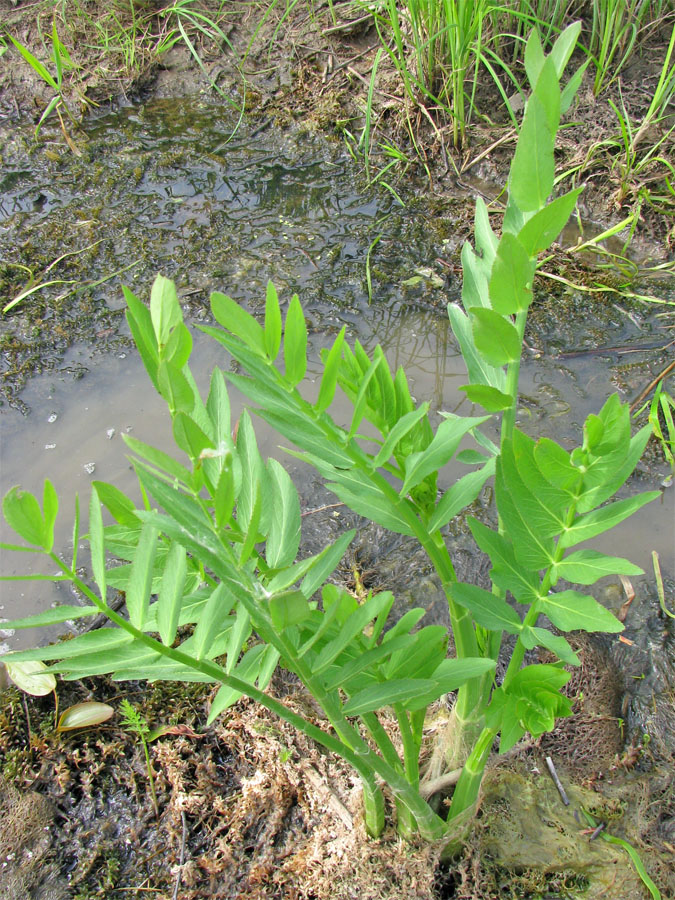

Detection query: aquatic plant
xmin=586 ymin=0 xmax=653 ymax=96
xmin=1 ymin=25 xmax=661 ymax=855
xmin=7 ymin=21 xmax=84 ymax=149
xmin=634 ymin=379 xmax=675 ymax=481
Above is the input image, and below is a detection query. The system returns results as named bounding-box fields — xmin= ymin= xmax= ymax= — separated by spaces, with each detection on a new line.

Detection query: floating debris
xmin=83 ymin=462 xmax=96 ymax=475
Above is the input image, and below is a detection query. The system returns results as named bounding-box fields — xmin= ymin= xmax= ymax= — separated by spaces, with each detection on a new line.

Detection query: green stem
xmin=396 ymin=706 xmax=420 ymax=789
xmin=501 ymin=309 xmax=528 ymax=444
xmin=50 ymin=553 xmax=447 ymax=841
xmin=139 ymin=733 xmax=159 ymax=817
xmin=362 ymin=778 xmax=386 ymax=837
xmin=445 ymin=726 xmax=497 ymax=826
xmin=361 ymin=712 xmax=405 ymax=775
xmin=394 ymin=707 xmax=420 ymax=837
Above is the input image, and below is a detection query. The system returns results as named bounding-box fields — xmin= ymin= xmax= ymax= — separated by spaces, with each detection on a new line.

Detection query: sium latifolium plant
xmin=1 ymin=24 xmax=660 ymax=852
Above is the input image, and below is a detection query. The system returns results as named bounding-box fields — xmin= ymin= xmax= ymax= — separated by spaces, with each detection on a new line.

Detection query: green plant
xmin=368 ymin=0 xmax=523 ymax=147
xmin=8 ymin=20 xmax=82 ymax=146
xmin=635 ymin=380 xmax=675 ymax=479
xmin=579 ymin=806 xmax=661 ymax=899
xmin=0 ymin=25 xmax=661 ymax=856
xmin=587 ymin=0 xmax=652 ymax=96
xmin=119 ymin=698 xmax=160 ymax=816
xmin=652 ymin=550 xmax=674 ymax=619
xmin=607 ymin=88 xmax=675 ymax=208
xmin=151 ymin=0 xmax=247 ymax=130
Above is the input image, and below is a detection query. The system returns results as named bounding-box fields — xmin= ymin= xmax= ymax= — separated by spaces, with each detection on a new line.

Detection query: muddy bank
xmin=1 ymin=610 xmax=674 ymax=900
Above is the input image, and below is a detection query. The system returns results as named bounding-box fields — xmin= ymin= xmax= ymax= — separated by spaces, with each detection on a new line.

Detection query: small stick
xmin=82 ymin=593 xmax=126 ymax=632
xmin=545 ymin=756 xmax=570 ymax=806
xmin=322 ymin=13 xmax=373 ymax=35
xmin=589 ymin=821 xmax=607 ymax=841
xmin=618 ymin=575 xmax=635 ymax=623
xmin=419 ymin=768 xmax=462 ymax=800
xmin=300 ymin=762 xmax=354 ymax=829
xmin=346 ymin=66 xmax=401 ymax=102
xmin=22 ymin=693 xmax=33 ymax=754
xmin=630 ymin=357 xmax=675 ymax=413
xmin=301 ymin=501 xmax=345 ymax=517
xmin=172 ymin=810 xmax=188 ymax=900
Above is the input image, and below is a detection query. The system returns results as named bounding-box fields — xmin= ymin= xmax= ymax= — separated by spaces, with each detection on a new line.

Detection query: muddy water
xmin=1 ymin=97 xmax=673 ymax=665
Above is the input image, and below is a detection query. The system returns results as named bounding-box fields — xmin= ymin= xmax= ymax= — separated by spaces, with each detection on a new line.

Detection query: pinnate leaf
xmin=211 ymin=291 xmax=265 ymax=354
xmin=3 ymin=486 xmax=48 ymax=549
xmin=451 ymin=583 xmax=522 ymax=633
xmin=284 ymin=294 xmax=308 ymax=386
xmin=517 ymin=189 xmax=582 ymax=256
xmin=509 ymin=92 xmax=554 ymax=212
xmin=150 ymin=274 xmax=182 ymax=348
xmin=489 ymin=232 xmax=535 ymax=315
xmin=401 ymin=415 xmax=489 ymax=496
xmin=460 ymin=384 xmax=513 ymax=412
xmin=157 ymin=541 xmax=188 ymax=646
xmin=559 ymin=491 xmax=660 ymax=548
xmin=264 ymin=281 xmax=282 ymax=360
xmin=266 ymin=459 xmax=301 ymax=569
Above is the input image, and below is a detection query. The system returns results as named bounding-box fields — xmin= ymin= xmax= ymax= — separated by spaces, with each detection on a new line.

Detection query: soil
xmin=2 ymin=624 xmax=674 ymax=899
xmin=1 ymin=0 xmax=673 ymax=253
xmin=1 ymin=3 xmax=675 ymax=899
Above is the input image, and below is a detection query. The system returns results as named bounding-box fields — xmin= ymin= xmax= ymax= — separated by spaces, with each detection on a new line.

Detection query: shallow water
xmin=0 ymin=97 xmax=672 ymax=655
xmin=1 ymin=313 xmax=672 ymax=650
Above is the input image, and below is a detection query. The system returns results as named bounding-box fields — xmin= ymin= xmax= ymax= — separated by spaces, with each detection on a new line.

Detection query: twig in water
xmin=82 ymin=593 xmax=126 ymax=632
xmin=618 ymin=575 xmax=635 ymax=623
xmin=589 ymin=821 xmax=607 ymax=841
xmin=545 ymin=756 xmax=570 ymax=806
xmin=630 ymin=358 xmax=675 ymax=413
xmin=653 ymin=551 xmax=674 ymax=620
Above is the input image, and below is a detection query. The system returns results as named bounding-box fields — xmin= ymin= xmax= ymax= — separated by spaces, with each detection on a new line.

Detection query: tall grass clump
xmin=586 ymin=0 xmax=654 ymax=95
xmin=369 ymin=0 xmax=523 ymax=146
